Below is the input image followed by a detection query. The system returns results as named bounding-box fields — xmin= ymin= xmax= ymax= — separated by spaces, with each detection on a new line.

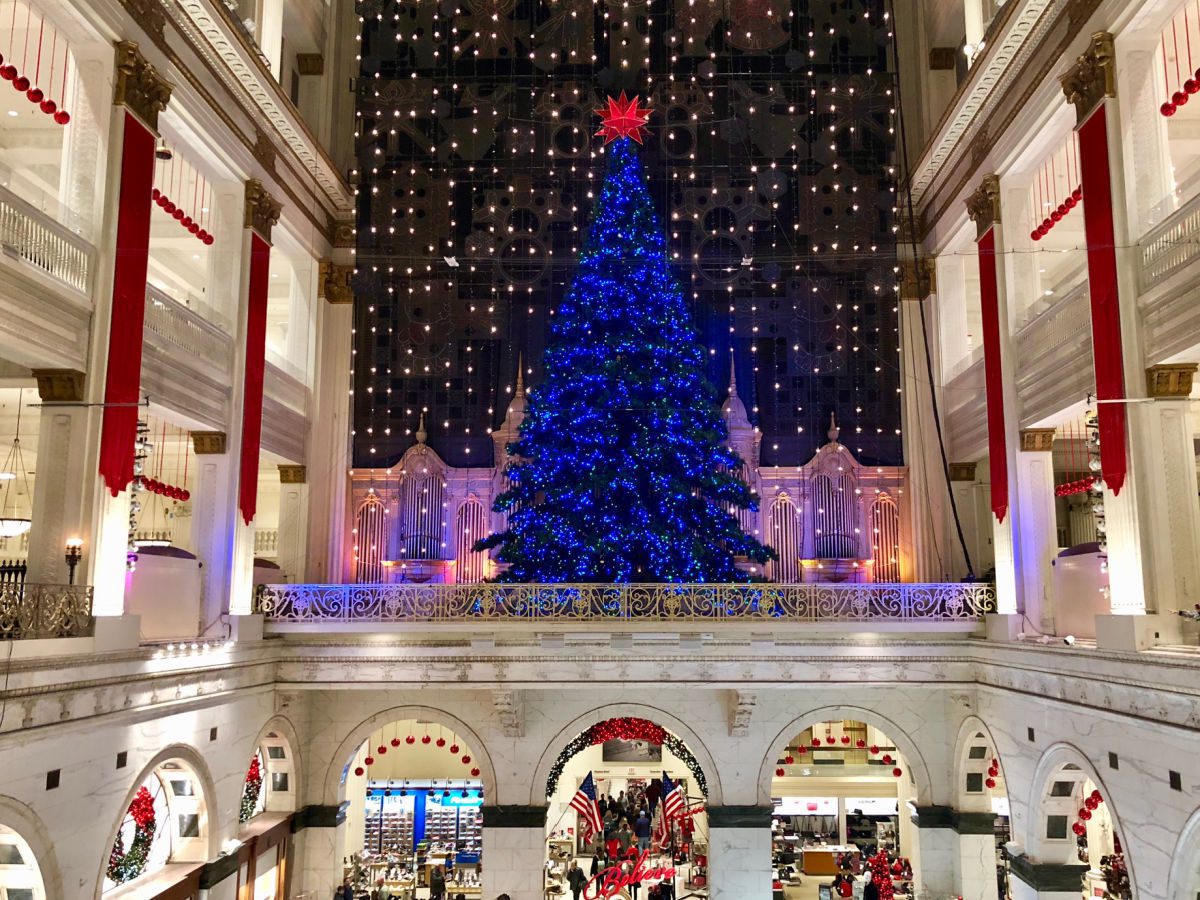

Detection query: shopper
xmin=634 ymin=810 xmax=651 ymax=852
xmin=590 ymin=853 xmax=602 ymax=878
xmin=335 ymin=880 xmax=354 ymax=900
xmin=430 ymin=865 xmax=447 ymax=900
xmin=567 ymin=861 xmax=587 ymax=900
xmin=862 ymin=871 xmax=879 ymax=900
xmin=616 ymin=822 xmax=634 ymax=856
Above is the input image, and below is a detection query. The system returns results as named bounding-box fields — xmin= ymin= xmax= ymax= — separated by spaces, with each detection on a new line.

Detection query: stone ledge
xmin=291 ymin=802 xmax=347 ymax=831
xmin=707 ymin=806 xmax=773 ymax=828
xmin=482 ymin=805 xmax=547 ymax=828
xmin=909 ymin=805 xmax=995 ymax=834
xmin=1008 ymin=853 xmax=1088 ymax=890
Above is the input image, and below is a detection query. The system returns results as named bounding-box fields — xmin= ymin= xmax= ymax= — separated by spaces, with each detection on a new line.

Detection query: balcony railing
xmin=144 ymin=284 xmax=234 ymax=368
xmin=255 ymin=582 xmax=995 ymax=624
xmin=1141 ymin=189 xmax=1200 ymax=289
xmin=0 ymin=183 xmax=93 ymax=294
xmin=0 ymin=584 xmax=94 ymax=640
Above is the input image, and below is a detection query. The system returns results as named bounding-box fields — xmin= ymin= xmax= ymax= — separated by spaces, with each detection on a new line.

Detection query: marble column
xmin=1007 ymin=854 xmax=1087 ymax=900
xmin=1015 ymin=429 xmax=1058 ymax=634
xmin=908 ymin=807 xmax=957 ymax=897
xmin=189 ymin=432 xmax=237 ymax=634
xmin=291 ymin=804 xmax=347 ymax=896
xmin=707 ymin=806 xmax=772 ymax=899
xmin=24 ymin=371 xmax=89 ymax=584
xmin=482 ymin=806 xmax=546 ymax=900
xmin=276 ymin=465 xmax=309 ymax=583
xmin=949 ymin=462 xmax=989 ymax=584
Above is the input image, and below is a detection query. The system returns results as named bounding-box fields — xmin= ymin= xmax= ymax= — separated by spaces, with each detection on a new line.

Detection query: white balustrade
xmin=144 ymin=284 xmax=234 ymax=369
xmin=0 ymin=183 xmax=93 ymax=294
xmin=1140 ymin=190 xmax=1200 ymax=290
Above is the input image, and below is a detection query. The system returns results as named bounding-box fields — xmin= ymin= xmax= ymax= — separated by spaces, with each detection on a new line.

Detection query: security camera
xmin=1063 ymin=635 xmax=1076 ymax=646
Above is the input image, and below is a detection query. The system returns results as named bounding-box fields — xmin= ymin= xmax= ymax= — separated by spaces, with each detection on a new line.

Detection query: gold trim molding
xmin=1146 ymin=364 xmax=1198 ymax=399
xmin=192 ymin=431 xmax=227 ymax=454
xmin=244 ymin=179 xmax=283 ymax=240
xmin=113 ymin=41 xmax=173 ymax=129
xmin=900 ymin=258 xmax=937 ymax=302
xmin=1060 ymin=32 xmax=1116 ymax=125
xmin=278 ymin=465 xmax=307 ymax=484
xmin=965 ymin=174 xmax=1001 ymax=239
xmin=319 ymin=260 xmax=354 ymax=304
xmin=1019 ymin=428 xmax=1056 ymax=452
xmin=32 ymin=369 xmax=85 ymax=403
xmin=949 ymin=462 xmax=977 ymax=482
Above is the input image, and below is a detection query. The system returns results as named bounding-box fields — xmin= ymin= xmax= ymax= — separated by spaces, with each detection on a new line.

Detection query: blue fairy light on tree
xmin=476 ymin=95 xmax=774 ymax=583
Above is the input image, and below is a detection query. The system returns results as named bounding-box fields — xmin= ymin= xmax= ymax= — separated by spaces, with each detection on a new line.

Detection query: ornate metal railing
xmin=0 ymin=584 xmax=94 ymax=640
xmin=255 ymin=582 xmax=995 ymax=624
xmin=1141 ymin=189 xmax=1200 ymax=289
xmin=0 ymin=183 xmax=93 ymax=293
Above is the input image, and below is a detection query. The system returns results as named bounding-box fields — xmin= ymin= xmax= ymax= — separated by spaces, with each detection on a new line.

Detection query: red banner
xmin=1077 ymin=105 xmax=1128 ymax=495
xmin=238 ymin=233 xmax=271 ymax=524
xmin=977 ymin=227 xmax=1008 ymax=522
xmin=98 ymin=112 xmax=156 ymax=495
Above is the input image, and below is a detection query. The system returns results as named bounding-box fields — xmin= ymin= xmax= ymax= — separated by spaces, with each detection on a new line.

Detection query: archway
xmin=1168 ymin=806 xmax=1200 ymax=900
xmin=1027 ymin=745 xmax=1132 ymax=899
xmin=335 ymin=716 xmax=487 ymax=898
xmin=99 ymin=750 xmax=214 ymax=897
xmin=766 ymin=717 xmax=916 ymax=890
xmin=952 ymin=717 xmax=1011 ymax=899
xmin=239 ymin=718 xmax=300 ymax=826
xmin=0 ymin=796 xmax=58 ymax=900
xmin=543 ymin=716 xmax=709 ymax=899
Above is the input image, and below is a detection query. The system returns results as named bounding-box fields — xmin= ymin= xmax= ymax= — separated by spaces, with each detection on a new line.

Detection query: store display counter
xmin=800 ymin=844 xmax=856 ymax=875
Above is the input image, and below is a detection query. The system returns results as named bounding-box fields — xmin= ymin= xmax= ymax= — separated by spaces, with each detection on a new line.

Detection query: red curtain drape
xmin=1078 ymin=105 xmax=1128 ymax=495
xmin=238 ymin=233 xmax=271 ymax=524
xmin=98 ymin=112 xmax=157 ymax=495
xmin=978 ymin=227 xmax=1009 ymax=522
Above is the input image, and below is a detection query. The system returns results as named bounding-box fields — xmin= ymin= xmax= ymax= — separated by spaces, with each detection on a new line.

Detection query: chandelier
xmin=0 ymin=388 xmax=32 ymax=537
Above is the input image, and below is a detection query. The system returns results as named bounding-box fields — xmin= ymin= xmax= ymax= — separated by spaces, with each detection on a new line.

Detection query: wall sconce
xmin=64 ymin=537 xmax=82 ymax=584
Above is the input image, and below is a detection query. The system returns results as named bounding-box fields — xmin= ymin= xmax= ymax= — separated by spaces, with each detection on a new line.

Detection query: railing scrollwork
xmin=255 ymin=582 xmax=995 ymax=624
xmin=0 ymin=584 xmax=94 ymax=640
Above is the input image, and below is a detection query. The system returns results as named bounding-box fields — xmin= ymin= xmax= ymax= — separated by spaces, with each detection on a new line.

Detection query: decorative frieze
xmin=493 ymin=689 xmax=524 ymax=737
xmin=319 ymin=260 xmax=354 ymax=304
xmin=728 ymin=690 xmax=757 ymax=737
xmin=113 ymin=41 xmax=173 ymax=129
xmin=965 ymin=174 xmax=1002 ymax=238
xmin=244 ymin=179 xmax=283 ymax=240
xmin=1060 ymin=32 xmax=1116 ymax=124
xmin=1146 ymin=363 xmax=1198 ymax=398
xmin=192 ymin=431 xmax=228 ymax=454
xmin=1019 ymin=428 xmax=1056 ymax=452
xmin=253 ymin=130 xmax=278 ymax=176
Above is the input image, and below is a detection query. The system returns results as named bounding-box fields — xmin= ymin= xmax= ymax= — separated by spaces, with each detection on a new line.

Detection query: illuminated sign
xmin=584 ymin=850 xmax=676 ymax=899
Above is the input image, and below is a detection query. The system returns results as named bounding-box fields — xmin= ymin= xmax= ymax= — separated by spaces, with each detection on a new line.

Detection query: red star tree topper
xmin=595 ymin=91 xmax=652 ymax=144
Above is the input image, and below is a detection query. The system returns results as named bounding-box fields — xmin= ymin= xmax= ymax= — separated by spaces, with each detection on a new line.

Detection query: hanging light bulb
xmin=0 ymin=389 xmax=32 ymax=537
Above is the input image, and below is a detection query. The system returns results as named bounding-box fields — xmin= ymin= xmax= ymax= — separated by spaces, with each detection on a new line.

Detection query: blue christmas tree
xmin=478 ymin=134 xmax=774 ymax=582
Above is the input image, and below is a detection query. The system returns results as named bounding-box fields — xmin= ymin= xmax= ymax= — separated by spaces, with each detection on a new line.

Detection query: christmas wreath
xmin=240 ymin=754 xmax=264 ymax=823
xmin=107 ymin=786 xmax=156 ymax=884
xmin=545 ymin=717 xmax=708 ymax=797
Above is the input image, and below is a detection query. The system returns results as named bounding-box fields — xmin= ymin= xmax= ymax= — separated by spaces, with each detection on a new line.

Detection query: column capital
xmin=244 ymin=179 xmax=282 ymax=241
xmin=1060 ymin=32 xmax=1116 ymax=125
xmin=707 ymin=805 xmax=773 ymax=828
xmin=319 ymin=260 xmax=354 ymax=304
xmin=278 ymin=464 xmax=307 ymax=484
xmin=909 ymin=805 xmax=996 ymax=834
xmin=899 ymin=258 xmax=936 ymax=302
xmin=31 ymin=369 xmax=85 ymax=403
xmin=1019 ymin=428 xmax=1056 ymax=452
xmin=1146 ymin=363 xmax=1198 ymax=398
xmin=965 ymin=174 xmax=1001 ymax=238
xmin=481 ymin=805 xmax=546 ymax=828
xmin=113 ymin=41 xmax=173 ymax=129
xmin=192 ymin=431 xmax=228 ymax=454
xmin=949 ymin=462 xmax=977 ymax=482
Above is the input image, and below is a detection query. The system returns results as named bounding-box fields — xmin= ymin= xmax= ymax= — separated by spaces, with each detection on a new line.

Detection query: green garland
xmin=545 ymin=717 xmax=708 ymax=798
xmin=240 ymin=755 xmax=264 ymax=823
xmin=107 ymin=786 xmax=156 ymax=884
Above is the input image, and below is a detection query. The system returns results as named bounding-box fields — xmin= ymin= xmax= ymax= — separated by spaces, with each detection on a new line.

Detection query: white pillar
xmin=482 ymin=819 xmax=545 ymax=900
xmin=189 ymin=434 xmax=239 ymax=631
xmin=25 ymin=371 xmax=90 ymax=584
xmin=707 ymin=808 xmax=772 ymax=899
xmin=949 ymin=463 xmax=988 ymax=579
xmin=276 ymin=465 xmax=309 ymax=583
xmin=307 ymin=267 xmax=353 ymax=582
xmin=1015 ymin=430 xmax=1059 ymax=634
xmin=910 ymin=822 xmax=957 ymax=896
xmin=257 ymin=0 xmax=285 ymax=79
xmin=957 ymin=831 xmax=998 ymax=900
xmin=1007 ymin=855 xmax=1088 ymax=900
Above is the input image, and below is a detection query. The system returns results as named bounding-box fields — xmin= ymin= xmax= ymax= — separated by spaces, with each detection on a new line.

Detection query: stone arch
xmin=950 ymin=714 xmax=1010 ymax=812
xmin=1168 ymin=805 xmax=1200 ymax=900
xmin=321 ymin=704 xmax=498 ymax=806
xmin=529 ymin=703 xmax=724 ymax=806
xmin=244 ymin=714 xmax=303 ymax=816
xmin=94 ymin=744 xmax=219 ymax=899
xmin=0 ymin=793 xmax=62 ymax=900
xmin=1024 ymin=742 xmax=1135 ymax=888
xmin=756 ymin=705 xmax=934 ymax=806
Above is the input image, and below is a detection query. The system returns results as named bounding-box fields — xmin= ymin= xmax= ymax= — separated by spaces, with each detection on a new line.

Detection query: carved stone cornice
xmin=1060 ymin=32 xmax=1116 ymax=125
xmin=31 ymin=369 xmax=85 ymax=403
xmin=1146 ymin=363 xmax=1198 ymax=399
xmin=244 ymin=179 xmax=283 ymax=240
xmin=125 ymin=0 xmax=166 ymax=41
xmin=1019 ymin=428 xmax=1056 ymax=452
xmin=331 ymin=218 xmax=356 ymax=249
xmin=319 ymin=260 xmax=354 ymax=304
xmin=113 ymin=41 xmax=173 ymax=129
xmin=253 ymin=129 xmax=277 ymax=176
xmin=965 ymin=174 xmax=1002 ymax=239
xmin=192 ymin=431 xmax=227 ymax=454
xmin=949 ymin=462 xmax=977 ymax=482
xmin=278 ymin=465 xmax=307 ymax=484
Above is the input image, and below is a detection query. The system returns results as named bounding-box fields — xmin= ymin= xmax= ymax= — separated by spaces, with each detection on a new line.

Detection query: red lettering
xmin=582 ymin=851 xmax=677 ymax=899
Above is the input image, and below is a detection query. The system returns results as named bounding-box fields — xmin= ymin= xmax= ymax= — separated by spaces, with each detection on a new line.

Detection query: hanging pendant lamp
xmin=0 ymin=389 xmax=32 ymax=537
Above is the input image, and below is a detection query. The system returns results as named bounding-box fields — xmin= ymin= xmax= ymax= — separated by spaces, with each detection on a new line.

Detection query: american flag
xmin=570 ymin=772 xmax=603 ymax=841
xmin=661 ymin=771 xmax=685 ymax=822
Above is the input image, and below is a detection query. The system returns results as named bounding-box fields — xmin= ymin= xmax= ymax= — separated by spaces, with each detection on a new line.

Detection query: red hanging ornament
xmin=892 ymin=767 xmax=902 ymax=777
xmin=869 ymin=745 xmax=879 ymax=755
xmin=1174 ymin=90 xmax=1190 ymax=106
xmin=1091 ymin=789 xmax=1103 ymax=803
xmin=1163 ymin=101 xmax=1179 ymax=116
xmin=1031 ymin=229 xmax=1042 ymax=242
xmin=25 ymin=87 xmax=41 ymax=102
xmin=364 ymin=756 xmax=374 ymax=766
xmin=1079 ymin=808 xmax=1092 ymax=821
xmin=856 ymin=739 xmax=866 ymax=748
xmin=784 ymin=755 xmax=794 ymax=765
xmin=354 ymin=766 xmax=364 ymax=777
xmin=377 ymin=745 xmax=387 ymax=755
xmin=811 ymin=740 xmax=821 ymax=749
xmin=881 ymin=754 xmax=893 ymax=765
xmin=776 ymin=768 xmax=785 ymax=777
xmin=840 ymin=735 xmax=850 ymax=744
xmin=1085 ymin=796 xmax=1098 ymax=811
xmin=405 ymin=735 xmax=416 ymax=745
xmin=13 ymin=74 xmax=28 ymax=91
xmin=1072 ymin=822 xmax=1086 ymax=836
xmin=0 ymin=65 xmax=15 ymax=81
xmin=461 ymin=755 xmax=471 ymax=764
xmin=471 ymin=767 xmax=480 ymax=777
xmin=436 ymin=737 xmax=446 ymax=748
xmin=797 ymin=746 xmax=807 ymax=755
xmin=391 ymin=737 xmax=401 ymax=747
xmin=450 ymin=743 xmax=460 ymax=754
xmin=825 ymin=736 xmax=836 ymax=745
xmin=985 ymin=777 xmax=996 ymax=789
xmin=421 ymin=735 xmax=432 ymax=744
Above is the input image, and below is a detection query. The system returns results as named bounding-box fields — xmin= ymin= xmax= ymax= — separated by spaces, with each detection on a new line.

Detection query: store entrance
xmin=341 ymin=720 xmax=484 ymax=899
xmin=543 ymin=717 xmax=709 ymax=900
